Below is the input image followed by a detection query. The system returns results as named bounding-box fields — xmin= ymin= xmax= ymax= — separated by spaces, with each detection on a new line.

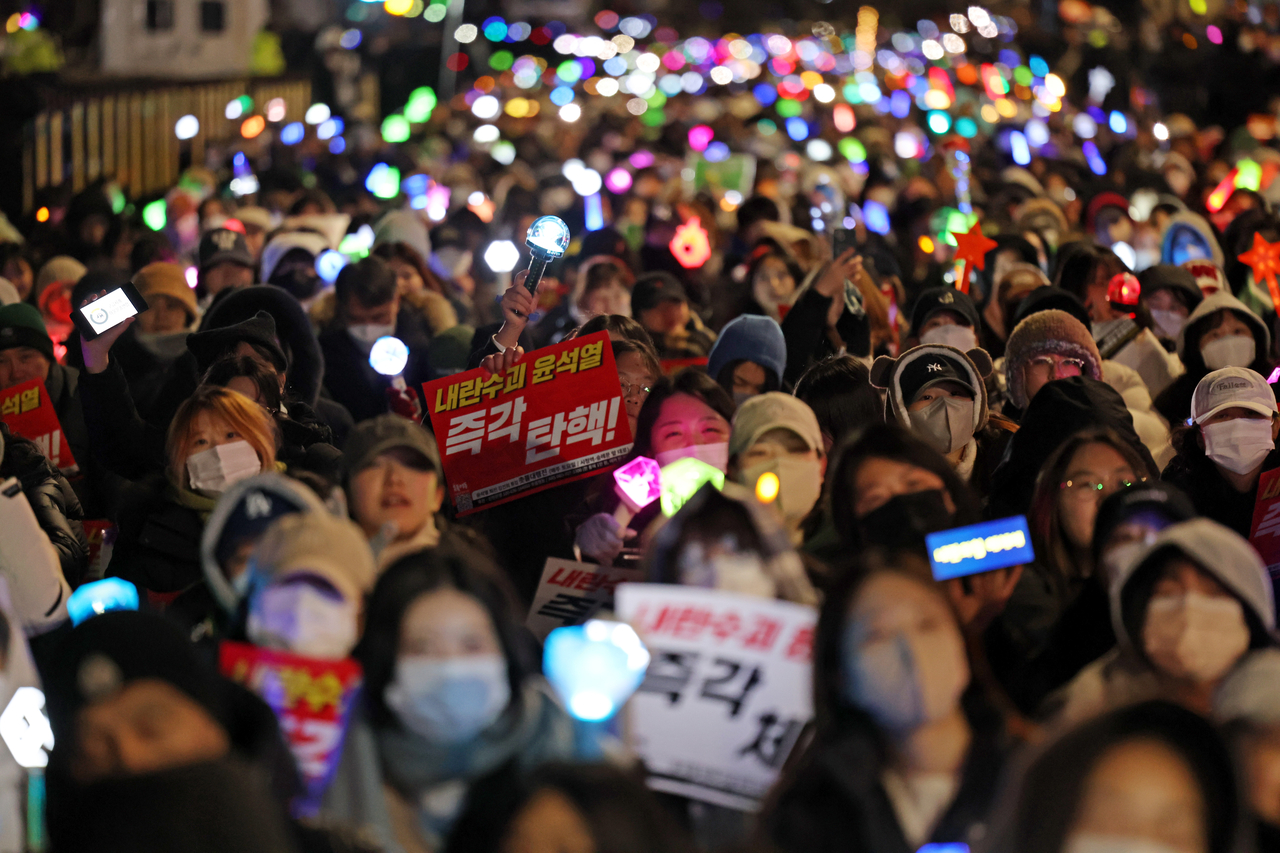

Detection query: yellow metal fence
xmin=23 ymin=77 xmax=311 ymax=212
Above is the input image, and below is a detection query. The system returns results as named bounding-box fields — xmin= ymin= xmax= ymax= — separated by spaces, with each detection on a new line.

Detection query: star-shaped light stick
xmin=1238 ymin=231 xmax=1280 ymax=309
xmin=950 ymin=220 xmax=998 ymax=295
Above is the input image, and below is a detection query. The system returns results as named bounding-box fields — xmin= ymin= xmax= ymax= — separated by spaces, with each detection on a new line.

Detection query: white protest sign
xmin=526 ymin=558 xmax=644 ymax=641
xmin=615 ymin=584 xmax=815 ymax=811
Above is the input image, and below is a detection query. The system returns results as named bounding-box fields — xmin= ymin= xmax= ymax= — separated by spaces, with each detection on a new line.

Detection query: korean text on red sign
xmin=219 ymin=641 xmax=363 ymax=818
xmin=614 ymin=584 xmax=816 ymax=811
xmin=0 ymin=378 xmax=76 ymax=472
xmin=422 ymin=331 xmax=633 ymax=516
xmin=1251 ymin=468 xmax=1280 ymax=574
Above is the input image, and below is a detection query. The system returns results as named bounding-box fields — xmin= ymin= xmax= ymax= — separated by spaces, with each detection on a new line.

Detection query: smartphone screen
xmin=832 ymin=227 xmax=859 ymax=258
xmin=926 ymin=515 xmax=1034 ymax=581
xmin=79 ymin=288 xmax=140 ymax=335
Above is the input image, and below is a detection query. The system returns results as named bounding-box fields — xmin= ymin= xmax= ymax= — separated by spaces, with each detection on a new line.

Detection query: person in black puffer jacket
xmin=0 ymin=422 xmax=88 ymax=587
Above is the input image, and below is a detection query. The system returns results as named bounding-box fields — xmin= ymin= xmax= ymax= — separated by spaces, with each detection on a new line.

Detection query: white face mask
xmin=1201 ymin=334 xmax=1256 ymax=369
xmin=741 ymin=456 xmax=823 ymax=524
xmin=348 ymin=323 xmax=396 ymax=353
xmin=677 ymin=539 xmax=776 ymax=598
xmin=1150 ymin=309 xmax=1186 ymax=341
xmin=919 ymin=324 xmax=978 ymax=351
xmin=246 ymin=582 xmax=359 ymax=660
xmin=655 ymin=442 xmax=730 ymax=473
xmin=909 ymin=396 xmax=976 ymax=456
xmin=842 ymin=625 xmax=970 ymax=731
xmin=1202 ymin=418 xmax=1274 ymax=475
xmin=384 ymin=654 xmax=511 ymax=744
xmin=1142 ymin=590 xmax=1250 ymax=683
xmin=186 ymin=440 xmax=262 ymax=495
xmin=1064 ymin=833 xmax=1184 ymax=853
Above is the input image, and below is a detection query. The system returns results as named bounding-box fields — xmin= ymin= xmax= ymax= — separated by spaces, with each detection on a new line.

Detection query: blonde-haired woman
xmin=108 ymin=385 xmax=278 ymax=600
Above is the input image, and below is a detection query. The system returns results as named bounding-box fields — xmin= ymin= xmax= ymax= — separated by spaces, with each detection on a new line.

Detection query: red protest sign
xmin=423 ymin=331 xmax=634 ymax=515
xmin=1250 ymin=468 xmax=1280 ymax=573
xmin=219 ymin=641 xmax=363 ymax=817
xmin=0 ymin=378 xmax=76 ymax=471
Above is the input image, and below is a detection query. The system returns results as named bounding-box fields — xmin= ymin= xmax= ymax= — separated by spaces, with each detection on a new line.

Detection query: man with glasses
xmin=1003 ymin=308 xmax=1105 ymax=418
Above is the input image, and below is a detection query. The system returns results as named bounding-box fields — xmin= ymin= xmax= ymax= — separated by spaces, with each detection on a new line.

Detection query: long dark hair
xmin=1027 ymin=427 xmax=1156 ymax=587
xmin=985 ymin=701 xmax=1247 ymax=853
xmin=827 ymin=422 xmax=979 ymax=551
xmin=631 ymin=369 xmax=735 ymax=460
xmin=354 ymin=544 xmax=535 ymax=729
xmin=793 ymin=354 xmax=883 ymax=449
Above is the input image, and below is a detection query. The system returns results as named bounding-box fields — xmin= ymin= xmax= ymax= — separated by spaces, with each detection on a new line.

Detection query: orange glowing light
xmin=241 ymin=116 xmax=266 ymax=138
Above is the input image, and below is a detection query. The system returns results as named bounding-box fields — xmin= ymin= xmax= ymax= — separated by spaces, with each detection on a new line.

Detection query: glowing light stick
xmin=0 ymin=687 xmax=53 ymax=851
xmin=67 ymin=578 xmax=139 ymax=626
xmin=612 ymin=456 xmax=661 ymax=528
xmin=659 ymin=457 xmax=725 ymax=517
xmin=524 ymin=216 xmax=571 ymax=296
xmin=544 ymin=619 xmax=650 ymax=721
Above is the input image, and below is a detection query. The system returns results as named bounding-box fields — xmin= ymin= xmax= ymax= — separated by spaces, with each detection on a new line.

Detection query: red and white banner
xmin=1250 ymin=467 xmax=1280 ymax=575
xmin=0 ymin=378 xmax=76 ymax=472
xmin=615 ymin=584 xmax=816 ymax=811
xmin=219 ymin=642 xmax=363 ymax=817
xmin=422 ymin=331 xmax=633 ymax=515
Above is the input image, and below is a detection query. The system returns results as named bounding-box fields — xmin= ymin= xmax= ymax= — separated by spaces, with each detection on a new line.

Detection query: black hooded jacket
xmin=987 ymin=377 xmax=1157 ymax=520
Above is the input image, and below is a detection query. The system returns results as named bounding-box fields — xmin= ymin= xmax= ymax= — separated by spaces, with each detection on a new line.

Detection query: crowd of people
xmin=4 ymin=11 xmax=1280 ymax=850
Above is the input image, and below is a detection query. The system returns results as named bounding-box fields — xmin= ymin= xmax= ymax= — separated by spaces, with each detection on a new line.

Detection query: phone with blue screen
xmin=926 ymin=516 xmax=1035 ymax=582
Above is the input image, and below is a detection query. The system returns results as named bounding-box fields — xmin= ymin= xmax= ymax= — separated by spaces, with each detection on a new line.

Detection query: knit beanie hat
xmin=134 ymin=262 xmax=198 ymax=322
xmin=34 ymin=255 xmax=87 ymax=300
xmin=0 ymin=303 xmax=53 ymax=361
xmin=707 ymin=314 xmax=787 ymax=384
xmin=1004 ymin=308 xmax=1103 ymax=410
xmin=186 ymin=309 xmax=287 ymax=374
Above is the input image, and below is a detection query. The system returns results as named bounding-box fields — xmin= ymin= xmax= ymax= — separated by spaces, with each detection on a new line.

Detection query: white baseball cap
xmin=1191 ymin=367 xmax=1278 ymax=425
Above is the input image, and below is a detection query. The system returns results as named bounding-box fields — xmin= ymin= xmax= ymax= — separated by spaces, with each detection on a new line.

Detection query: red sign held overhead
xmin=422 ymin=331 xmax=634 ymax=516
xmin=0 ymin=378 xmax=76 ymax=472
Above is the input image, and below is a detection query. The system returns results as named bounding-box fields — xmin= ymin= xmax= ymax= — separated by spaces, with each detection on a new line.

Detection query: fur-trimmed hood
xmin=870 ymin=344 xmax=994 ymax=437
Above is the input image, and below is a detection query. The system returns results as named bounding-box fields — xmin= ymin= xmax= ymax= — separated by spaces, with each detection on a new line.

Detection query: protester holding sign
xmin=1164 ymin=367 xmax=1280 ymax=538
xmin=760 ymin=550 xmax=1009 ymax=853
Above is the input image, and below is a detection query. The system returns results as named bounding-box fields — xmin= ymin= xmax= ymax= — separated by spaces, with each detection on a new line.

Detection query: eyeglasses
xmin=1060 ymin=473 xmax=1148 ymax=501
xmin=620 ymin=381 xmax=652 ymax=397
xmin=1027 ymin=355 xmax=1087 ymax=378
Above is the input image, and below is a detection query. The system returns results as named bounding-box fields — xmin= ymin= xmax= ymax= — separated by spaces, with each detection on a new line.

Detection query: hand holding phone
xmin=73 ymin=281 xmax=149 ymax=342
xmin=76 ymin=287 xmax=145 ymax=374
xmin=832 ymin=227 xmax=860 ymax=260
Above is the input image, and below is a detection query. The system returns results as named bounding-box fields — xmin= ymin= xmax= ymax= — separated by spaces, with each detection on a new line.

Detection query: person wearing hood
xmin=326 ymin=545 xmax=597 ymax=852
xmin=241 ymin=509 xmax=376 ymax=661
xmin=760 ymin=550 xmax=1010 ymax=853
xmin=1050 ymin=518 xmax=1275 ymax=724
xmin=1139 ymin=264 xmax=1204 ymax=350
xmin=43 ymin=611 xmax=373 ymax=853
xmin=726 ymin=392 xmax=825 ymax=552
xmin=871 ymin=343 xmax=1015 ymax=501
xmin=1001 ymin=307 xmax=1172 ymax=466
xmin=986 ymin=426 xmax=1158 ymax=716
xmin=984 ymin=700 xmax=1251 ymax=853
xmin=172 ymin=472 xmax=332 ymax=645
xmin=1154 ymin=290 xmax=1276 ymax=428
xmin=105 ymin=384 xmax=278 ymax=597
xmin=318 ymin=256 xmax=433 ymax=424
xmin=1214 ymin=650 xmax=1280 ymax=853
xmin=196 ymin=227 xmax=256 ymax=312
xmin=260 ymin=230 xmax=329 ymax=306
xmin=707 ymin=313 xmax=787 ymax=405
xmin=32 ymin=255 xmax=86 ymax=348
xmin=987 ymin=375 xmax=1158 ymax=521
xmin=1163 ymin=367 xmax=1280 ymax=537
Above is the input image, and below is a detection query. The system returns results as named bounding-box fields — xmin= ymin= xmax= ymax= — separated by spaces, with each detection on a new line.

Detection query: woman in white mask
xmin=761 ymin=551 xmax=1008 ymax=853
xmin=1053 ymin=518 xmax=1274 ymax=724
xmin=1164 ymin=367 xmax=1280 ymax=537
xmin=909 ymin=286 xmax=982 ymax=353
xmin=1154 ymin=290 xmax=1273 ymax=428
xmin=574 ymin=371 xmax=734 ymax=564
xmin=987 ymin=700 xmax=1246 ymax=853
xmin=333 ymin=547 xmax=591 ymax=853
xmin=1137 ymin=265 xmax=1202 ymax=350
xmin=104 ymin=384 xmax=277 ymax=598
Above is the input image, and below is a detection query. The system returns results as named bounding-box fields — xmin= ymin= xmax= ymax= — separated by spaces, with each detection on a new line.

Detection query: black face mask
xmin=856 ymin=488 xmax=955 ymax=550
